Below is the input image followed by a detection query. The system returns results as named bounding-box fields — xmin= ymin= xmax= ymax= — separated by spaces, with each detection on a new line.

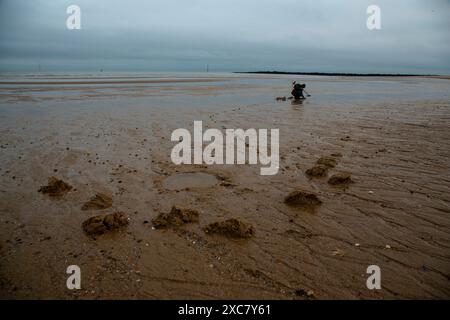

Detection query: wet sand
xmin=0 ymin=73 xmax=449 ymax=299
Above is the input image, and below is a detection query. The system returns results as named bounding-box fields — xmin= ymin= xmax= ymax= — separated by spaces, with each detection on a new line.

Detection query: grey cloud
xmin=0 ymin=0 xmax=449 ymax=73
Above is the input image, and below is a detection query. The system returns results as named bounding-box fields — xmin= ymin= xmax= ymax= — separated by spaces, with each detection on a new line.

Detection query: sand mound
xmin=328 ymin=173 xmax=353 ymax=185
xmin=284 ymin=190 xmax=322 ymax=207
xmin=82 ymin=193 xmax=113 ymax=210
xmin=305 ymin=165 xmax=328 ymax=177
xmin=204 ymin=218 xmax=254 ymax=238
xmin=152 ymin=206 xmax=199 ymax=229
xmin=38 ymin=177 xmax=72 ymax=197
xmin=82 ymin=212 xmax=129 ymax=236
xmin=316 ymin=156 xmax=337 ymax=168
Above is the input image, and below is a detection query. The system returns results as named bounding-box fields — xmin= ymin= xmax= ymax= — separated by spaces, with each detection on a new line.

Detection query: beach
xmin=0 ymin=72 xmax=449 ymax=299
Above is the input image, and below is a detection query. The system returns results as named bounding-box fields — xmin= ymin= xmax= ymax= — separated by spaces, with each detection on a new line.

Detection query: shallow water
xmin=1 ymin=72 xmax=449 ymax=112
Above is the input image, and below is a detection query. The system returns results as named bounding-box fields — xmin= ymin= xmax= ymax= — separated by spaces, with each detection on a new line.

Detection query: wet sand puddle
xmin=162 ymin=172 xmax=219 ymax=190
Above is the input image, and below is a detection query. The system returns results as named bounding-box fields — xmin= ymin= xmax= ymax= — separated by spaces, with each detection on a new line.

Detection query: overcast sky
xmin=0 ymin=0 xmax=449 ymax=74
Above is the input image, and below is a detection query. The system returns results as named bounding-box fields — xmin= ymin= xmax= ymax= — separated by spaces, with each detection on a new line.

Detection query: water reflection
xmin=291 ymin=98 xmax=305 ymax=109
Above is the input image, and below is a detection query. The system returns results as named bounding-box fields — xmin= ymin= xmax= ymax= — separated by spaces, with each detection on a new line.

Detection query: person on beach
xmin=291 ymin=81 xmax=306 ymax=100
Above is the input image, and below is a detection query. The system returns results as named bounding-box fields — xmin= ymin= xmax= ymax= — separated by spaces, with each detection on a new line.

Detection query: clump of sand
xmin=38 ymin=177 xmax=72 ymax=197
xmin=82 ymin=212 xmax=129 ymax=236
xmin=82 ymin=193 xmax=113 ymax=210
xmin=328 ymin=173 xmax=353 ymax=185
xmin=305 ymin=165 xmax=328 ymax=177
xmin=204 ymin=218 xmax=254 ymax=239
xmin=284 ymin=190 xmax=322 ymax=207
xmin=152 ymin=206 xmax=199 ymax=229
xmin=316 ymin=156 xmax=337 ymax=168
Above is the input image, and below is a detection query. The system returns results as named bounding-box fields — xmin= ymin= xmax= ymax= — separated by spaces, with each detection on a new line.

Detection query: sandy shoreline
xmin=0 ymin=74 xmax=449 ymax=299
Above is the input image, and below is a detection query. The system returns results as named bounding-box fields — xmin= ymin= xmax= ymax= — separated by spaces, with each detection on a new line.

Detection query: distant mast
xmin=206 ymin=64 xmax=209 ymax=73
